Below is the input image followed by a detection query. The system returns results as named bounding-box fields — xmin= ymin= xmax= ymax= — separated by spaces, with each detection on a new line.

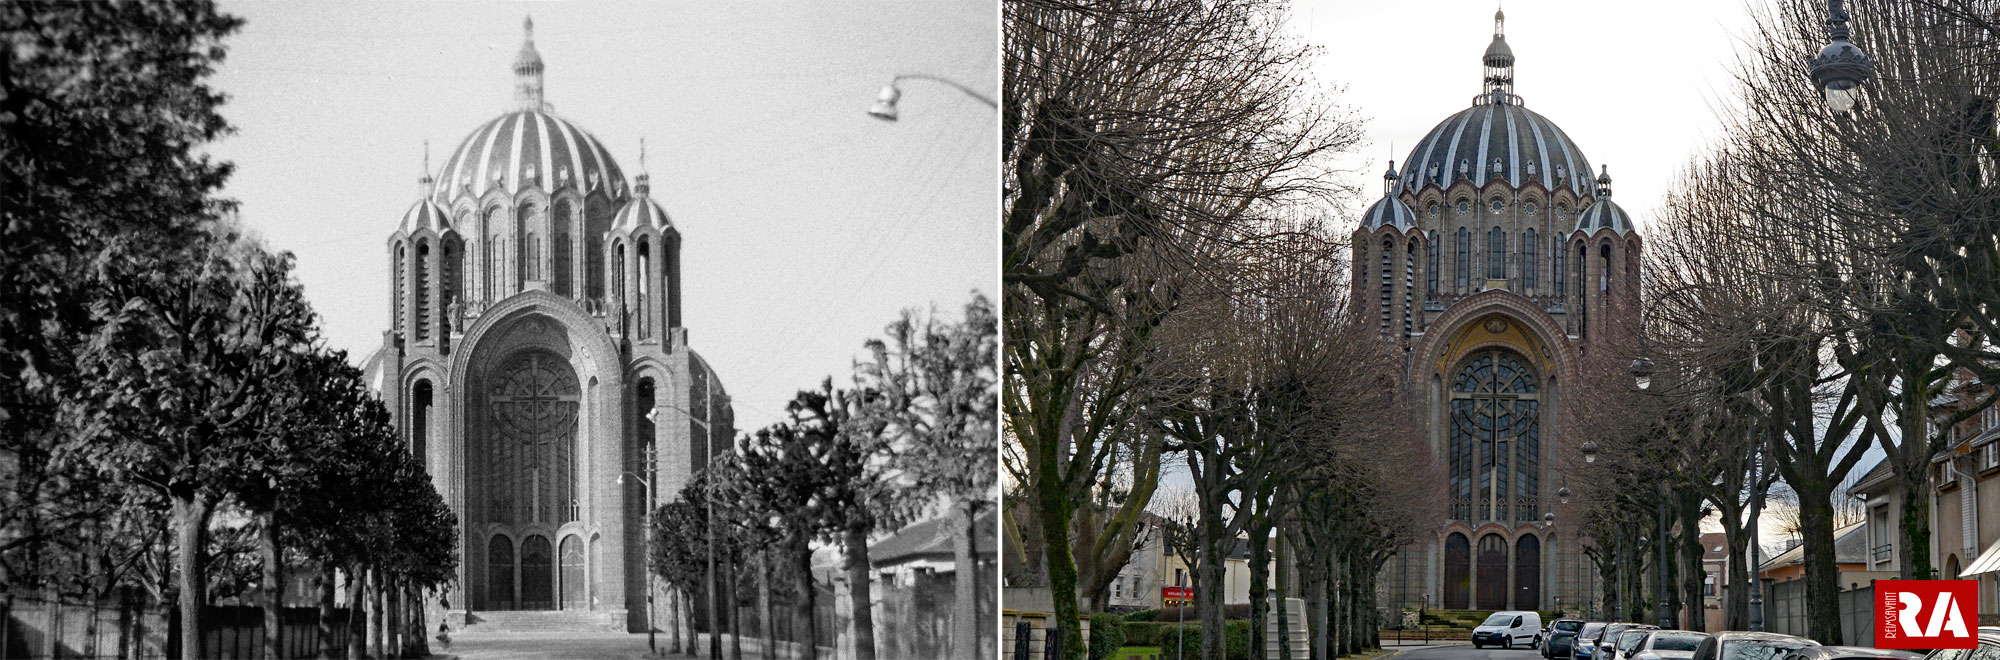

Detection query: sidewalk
xmin=433 ymin=631 xmax=824 ymax=660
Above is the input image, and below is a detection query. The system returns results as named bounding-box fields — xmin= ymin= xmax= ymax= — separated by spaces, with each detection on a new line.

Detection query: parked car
xmin=1611 ymin=625 xmax=1663 ymax=660
xmin=1630 ymin=630 xmax=1714 ymax=660
xmin=1600 ymin=624 xmax=1656 ymax=660
xmin=1474 ymin=611 xmax=1546 ymax=649
xmin=1692 ymin=631 xmax=1820 ymax=660
xmin=1575 ymin=623 xmax=1613 ymax=660
xmin=1779 ymin=646 xmax=1923 ymax=660
xmin=1545 ymin=619 xmax=1588 ymax=659
xmin=1922 ymin=627 xmax=2000 ymax=660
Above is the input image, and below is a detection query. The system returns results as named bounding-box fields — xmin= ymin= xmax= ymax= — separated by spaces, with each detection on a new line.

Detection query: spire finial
xmin=1481 ymin=4 xmax=1516 ymax=102
xmin=635 ymin=137 xmax=651 ymax=196
xmin=513 ymin=15 xmax=546 ymax=111
xmin=419 ymin=141 xmax=435 ymax=197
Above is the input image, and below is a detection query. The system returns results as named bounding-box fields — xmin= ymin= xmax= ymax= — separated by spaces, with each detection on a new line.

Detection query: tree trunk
xmin=171 ymin=494 xmax=214 ymax=660
xmin=1199 ymin=529 xmax=1229 ymax=660
xmin=844 ymin=524 xmax=877 ymax=660
xmin=346 ymin=568 xmax=365 ymax=660
xmin=1677 ymin=489 xmax=1707 ymax=632
xmin=262 ymin=513 xmax=284 ymax=660
xmin=1033 ymin=460 xmax=1084 ymax=660
xmin=1796 ymin=483 xmax=1845 ymax=644
xmin=1248 ymin=516 xmax=1270 ymax=660
xmin=319 ymin=565 xmax=336 ymax=660
xmin=761 ymin=552 xmax=776 ymax=660
xmin=669 ymin=586 xmax=683 ymax=654
xmin=727 ymin=550 xmax=742 ymax=660
xmin=795 ymin=541 xmax=819 ymax=660
xmin=1275 ymin=530 xmax=1292 ymax=660
xmin=372 ymin=568 xmax=388 ymax=659
xmin=953 ymin=501 xmax=980 ymax=660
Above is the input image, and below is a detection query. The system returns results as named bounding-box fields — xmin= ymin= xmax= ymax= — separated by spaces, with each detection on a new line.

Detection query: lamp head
xmin=869 ymin=84 xmax=902 ymax=122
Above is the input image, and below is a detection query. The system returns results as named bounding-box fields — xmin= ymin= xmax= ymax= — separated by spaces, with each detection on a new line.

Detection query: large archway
xmin=472 ymin=346 xmax=581 ymax=610
xmin=1476 ymin=533 xmax=1508 ymax=610
xmin=1444 ymin=532 xmax=1471 ymax=609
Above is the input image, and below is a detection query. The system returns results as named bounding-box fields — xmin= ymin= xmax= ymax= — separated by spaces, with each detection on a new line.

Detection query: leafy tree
xmin=0 ymin=0 xmax=241 ymax=595
xmin=56 ymin=231 xmax=315 ymax=660
xmin=857 ymin=292 xmax=997 ymax=659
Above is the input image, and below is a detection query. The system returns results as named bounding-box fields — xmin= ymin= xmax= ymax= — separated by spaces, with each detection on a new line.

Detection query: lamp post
xmin=867 ymin=73 xmax=997 ymax=121
xmin=650 ymin=395 xmax=730 ymax=660
xmin=619 ymin=470 xmax=657 ymax=656
xmin=1630 ymin=350 xmax=1671 ymax=628
xmin=1808 ymin=0 xmax=1875 ymax=114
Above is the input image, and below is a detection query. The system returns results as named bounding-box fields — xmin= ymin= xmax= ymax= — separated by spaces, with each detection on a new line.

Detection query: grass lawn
xmin=1112 ymin=646 xmax=1164 ymax=660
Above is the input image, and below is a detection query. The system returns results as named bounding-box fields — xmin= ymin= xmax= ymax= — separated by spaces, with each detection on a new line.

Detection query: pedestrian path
xmin=432 ymin=631 xmax=823 ymax=660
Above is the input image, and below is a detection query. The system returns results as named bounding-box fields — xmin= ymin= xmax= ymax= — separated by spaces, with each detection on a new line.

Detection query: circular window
xmin=1428 ymin=202 xmax=1441 ymax=217
xmin=1457 ymin=199 xmax=1470 ymax=214
xmin=1489 ymin=198 xmax=1505 ymax=214
xmin=1524 ymin=201 xmax=1538 ymax=215
xmin=1556 ymin=205 xmax=1569 ymax=218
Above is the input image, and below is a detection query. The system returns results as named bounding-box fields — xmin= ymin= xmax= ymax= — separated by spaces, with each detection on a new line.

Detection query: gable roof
xmin=870 ymin=509 xmax=998 ymax=568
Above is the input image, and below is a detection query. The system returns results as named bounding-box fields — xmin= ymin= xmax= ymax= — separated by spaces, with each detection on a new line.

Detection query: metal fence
xmin=1759 ymin=579 xmax=1876 ymax=643
xmin=1 ymin=593 xmax=354 ymax=660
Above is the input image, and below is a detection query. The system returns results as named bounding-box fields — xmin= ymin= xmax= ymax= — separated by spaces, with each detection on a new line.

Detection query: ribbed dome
xmin=1575 ymin=199 xmax=1634 ymax=235
xmin=1398 ymin=101 xmax=1595 ymax=198
xmin=614 ymin=184 xmax=673 ymax=231
xmin=399 ymin=197 xmax=453 ymax=233
xmin=432 ymin=109 xmax=627 ymax=204
xmin=1362 ymin=194 xmax=1417 ymax=232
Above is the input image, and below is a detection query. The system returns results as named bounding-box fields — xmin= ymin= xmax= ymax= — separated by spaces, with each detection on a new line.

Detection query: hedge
xmin=1159 ymin=621 xmax=1253 ymax=660
xmin=1088 ymin=612 xmax=1128 ymax=660
xmin=1124 ymin=621 xmax=1166 ymax=646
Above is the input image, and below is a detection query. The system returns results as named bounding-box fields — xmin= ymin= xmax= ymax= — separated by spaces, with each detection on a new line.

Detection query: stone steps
xmin=455 ymin=609 xmax=624 ymax=633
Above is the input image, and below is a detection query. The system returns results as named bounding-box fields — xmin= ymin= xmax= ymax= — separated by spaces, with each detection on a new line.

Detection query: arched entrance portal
xmin=1515 ymin=535 xmax=1541 ymax=609
xmin=560 ymin=535 xmax=586 ymax=610
xmin=474 ymin=348 xmax=582 ymax=610
xmin=1476 ymin=533 xmax=1507 ymax=610
xmin=1444 ymin=532 xmax=1471 ymax=609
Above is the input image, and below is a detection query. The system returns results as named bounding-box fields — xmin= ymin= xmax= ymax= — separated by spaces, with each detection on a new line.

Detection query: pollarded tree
xmin=56 ymin=230 xmax=316 ymax=660
xmin=855 ymin=292 xmax=997 ymax=660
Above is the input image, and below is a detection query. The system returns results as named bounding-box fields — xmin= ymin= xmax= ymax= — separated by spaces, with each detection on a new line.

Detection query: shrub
xmin=1126 ymin=608 xmax=1160 ymax=622
xmin=1088 ymin=612 xmax=1128 ymax=660
xmin=1124 ymin=621 xmax=1165 ymax=646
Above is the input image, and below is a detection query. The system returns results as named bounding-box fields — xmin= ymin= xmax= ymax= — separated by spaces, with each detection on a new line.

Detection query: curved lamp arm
xmin=870 ymin=73 xmax=997 ymax=121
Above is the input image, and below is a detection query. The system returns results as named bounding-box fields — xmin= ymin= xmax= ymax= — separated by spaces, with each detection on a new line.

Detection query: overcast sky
xmin=206 ymin=1 xmax=997 ymax=430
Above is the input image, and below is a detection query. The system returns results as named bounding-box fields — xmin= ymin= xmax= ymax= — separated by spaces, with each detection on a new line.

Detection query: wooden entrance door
xmin=1476 ymin=534 xmax=1507 ymax=610
xmin=1444 ymin=533 xmax=1471 ymax=609
xmin=521 ymin=535 xmax=554 ymax=610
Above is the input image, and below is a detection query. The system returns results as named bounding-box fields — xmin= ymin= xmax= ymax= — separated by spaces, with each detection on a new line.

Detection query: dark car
xmin=1778 ymin=646 xmax=1923 ymax=660
xmin=1691 ymin=631 xmax=1820 ymax=660
xmin=1576 ymin=623 xmax=1613 ymax=660
xmin=1545 ymin=619 xmax=1588 ymax=659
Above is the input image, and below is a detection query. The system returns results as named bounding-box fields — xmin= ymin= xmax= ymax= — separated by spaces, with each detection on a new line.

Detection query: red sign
xmin=1162 ymin=586 xmax=1192 ymax=602
xmin=1876 ymin=580 xmax=1977 ymax=649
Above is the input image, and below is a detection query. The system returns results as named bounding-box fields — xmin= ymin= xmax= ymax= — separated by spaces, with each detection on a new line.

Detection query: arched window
xmin=1449 ymin=350 xmax=1540 ymax=524
xmin=1404 ymin=242 xmax=1416 ymax=339
xmin=415 ymin=240 xmax=431 ymax=340
xmin=516 ymin=204 xmax=539 ymax=287
xmin=1426 ymin=231 xmax=1440 ymax=294
xmin=1380 ymin=239 xmax=1393 ymax=336
xmin=613 ymin=243 xmax=627 ymax=299
xmin=1554 ymin=236 xmax=1567 ymax=297
xmin=392 ymin=243 xmax=406 ymax=332
xmin=1487 ymin=227 xmax=1506 ymax=280
xmin=412 ymin=380 xmax=433 ymax=460
xmin=1521 ymin=229 xmax=1538 ymax=290
xmin=553 ymin=200 xmax=575 ymax=296
xmin=1600 ymin=243 xmax=1612 ymax=292
xmin=1455 ymin=227 xmax=1470 ymax=289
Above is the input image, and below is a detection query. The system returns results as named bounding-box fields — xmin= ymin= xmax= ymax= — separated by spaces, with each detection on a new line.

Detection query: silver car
xmin=1630 ymin=631 xmax=1713 ymax=660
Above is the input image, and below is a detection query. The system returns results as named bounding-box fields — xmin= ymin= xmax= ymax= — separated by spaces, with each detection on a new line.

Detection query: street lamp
xmin=1809 ymin=0 xmax=1874 ymax=114
xmin=867 ymin=73 xmax=998 ymax=121
xmin=1580 ymin=441 xmax=1599 ymax=463
xmin=1557 ymin=486 xmax=1572 ymax=505
xmin=618 ymin=470 xmax=657 ymax=656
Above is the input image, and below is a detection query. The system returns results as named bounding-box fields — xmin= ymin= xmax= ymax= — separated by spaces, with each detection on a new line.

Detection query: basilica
xmin=362 ymin=19 xmax=732 ymax=632
xmin=1353 ymin=10 xmax=1639 ymax=613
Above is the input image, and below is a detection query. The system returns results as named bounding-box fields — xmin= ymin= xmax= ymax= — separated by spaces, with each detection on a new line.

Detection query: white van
xmin=1471 ymin=611 xmax=1544 ymax=649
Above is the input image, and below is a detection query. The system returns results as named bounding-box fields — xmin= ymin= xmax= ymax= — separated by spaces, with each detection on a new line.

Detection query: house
xmin=1107 ymin=514 xmax=1273 ymax=612
xmin=1757 ymin=521 xmax=1881 ymax=585
xmin=1698 ymin=532 xmax=1727 ymax=631
xmin=869 ymin=508 xmax=999 ymax=586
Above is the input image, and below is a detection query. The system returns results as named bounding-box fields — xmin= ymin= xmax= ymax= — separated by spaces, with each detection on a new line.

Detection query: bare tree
xmin=1001 ymin=0 xmax=1363 ymax=654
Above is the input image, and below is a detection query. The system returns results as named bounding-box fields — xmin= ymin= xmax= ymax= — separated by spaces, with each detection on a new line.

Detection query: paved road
xmin=1389 ymin=642 xmax=1554 ymax=660
xmin=437 ymin=631 xmax=812 ymax=660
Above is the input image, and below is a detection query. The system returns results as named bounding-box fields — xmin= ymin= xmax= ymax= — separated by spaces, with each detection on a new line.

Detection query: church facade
xmin=1355 ymin=10 xmax=1638 ymax=613
xmin=363 ymin=19 xmax=732 ymax=632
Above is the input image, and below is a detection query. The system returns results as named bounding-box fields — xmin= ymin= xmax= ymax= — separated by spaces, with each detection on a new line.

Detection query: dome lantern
xmin=514 ymin=16 xmax=546 ymax=111
xmin=1382 ymin=159 xmax=1399 ymax=195
xmin=1596 ymin=164 xmax=1613 ymax=198
xmin=1482 ymin=7 xmax=1515 ymax=102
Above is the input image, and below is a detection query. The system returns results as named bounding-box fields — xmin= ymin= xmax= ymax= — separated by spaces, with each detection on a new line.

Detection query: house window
xmin=1704 ymin=576 xmax=1716 ymax=597
xmin=1115 ymin=583 xmax=1122 ymax=598
xmin=1985 ymin=406 xmax=1997 ymax=431
xmin=1983 ymin=442 xmax=1998 ymax=471
xmin=1941 ymin=461 xmax=1959 ymax=486
xmin=1175 ymin=568 xmax=1186 ymax=587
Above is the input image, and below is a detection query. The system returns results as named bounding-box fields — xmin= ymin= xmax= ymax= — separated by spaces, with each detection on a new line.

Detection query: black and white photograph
xmin=1 ymin=2 xmax=994 ymax=659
